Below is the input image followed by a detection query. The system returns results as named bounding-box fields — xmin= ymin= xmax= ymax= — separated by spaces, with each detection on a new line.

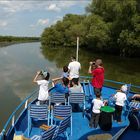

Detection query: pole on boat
xmin=76 ymin=36 xmax=79 ymax=61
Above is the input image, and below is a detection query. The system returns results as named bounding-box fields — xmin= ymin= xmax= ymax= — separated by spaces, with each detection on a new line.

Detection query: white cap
xmin=41 ymin=69 xmax=48 ymax=78
xmin=121 ymin=85 xmax=128 ymax=93
xmin=43 ymin=71 xmax=48 ymax=77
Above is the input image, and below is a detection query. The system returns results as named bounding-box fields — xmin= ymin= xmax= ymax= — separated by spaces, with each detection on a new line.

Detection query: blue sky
xmin=0 ymin=0 xmax=91 ymax=37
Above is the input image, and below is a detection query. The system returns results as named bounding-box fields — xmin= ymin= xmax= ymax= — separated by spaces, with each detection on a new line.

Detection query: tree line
xmin=41 ymin=0 xmax=140 ymax=57
xmin=0 ymin=35 xmax=39 ymax=46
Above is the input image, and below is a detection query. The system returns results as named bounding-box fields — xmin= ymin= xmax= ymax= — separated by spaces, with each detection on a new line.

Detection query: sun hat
xmin=121 ymin=85 xmax=128 ymax=93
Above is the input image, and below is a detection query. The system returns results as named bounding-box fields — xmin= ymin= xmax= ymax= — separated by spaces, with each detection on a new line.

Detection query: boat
xmin=0 ymin=76 xmax=140 ymax=140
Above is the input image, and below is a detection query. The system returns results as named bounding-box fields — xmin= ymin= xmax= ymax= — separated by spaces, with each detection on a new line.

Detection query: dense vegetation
xmin=41 ymin=0 xmax=140 ymax=57
xmin=0 ymin=36 xmax=39 ymax=47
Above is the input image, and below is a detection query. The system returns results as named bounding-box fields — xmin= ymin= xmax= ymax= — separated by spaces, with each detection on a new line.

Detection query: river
xmin=0 ymin=42 xmax=139 ymax=131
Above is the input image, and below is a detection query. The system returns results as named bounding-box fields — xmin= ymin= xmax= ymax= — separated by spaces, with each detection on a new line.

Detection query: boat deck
xmin=23 ymin=86 xmax=129 ymax=140
xmin=23 ymin=111 xmax=129 ymax=140
xmin=1 ymin=79 xmax=140 ymax=140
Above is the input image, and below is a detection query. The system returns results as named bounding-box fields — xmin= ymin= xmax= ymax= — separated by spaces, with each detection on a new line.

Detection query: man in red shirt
xmin=88 ymin=59 xmax=105 ymax=95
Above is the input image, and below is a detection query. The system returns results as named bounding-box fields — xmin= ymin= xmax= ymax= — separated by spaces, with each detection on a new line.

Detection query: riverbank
xmin=0 ymin=35 xmax=40 ymax=47
xmin=0 ymin=41 xmax=39 ymax=47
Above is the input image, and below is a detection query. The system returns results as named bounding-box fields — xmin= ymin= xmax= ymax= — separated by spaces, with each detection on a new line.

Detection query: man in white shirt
xmin=68 ymin=56 xmax=81 ymax=85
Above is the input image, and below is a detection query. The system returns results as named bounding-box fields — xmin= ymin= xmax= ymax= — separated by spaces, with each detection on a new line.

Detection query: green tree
xmin=83 ymin=14 xmax=110 ymax=50
xmin=86 ymin=0 xmax=140 ymax=56
xmin=41 ymin=0 xmax=140 ymax=57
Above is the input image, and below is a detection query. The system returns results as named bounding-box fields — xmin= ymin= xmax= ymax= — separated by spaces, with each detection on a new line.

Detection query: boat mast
xmin=76 ymin=36 xmax=79 ymax=61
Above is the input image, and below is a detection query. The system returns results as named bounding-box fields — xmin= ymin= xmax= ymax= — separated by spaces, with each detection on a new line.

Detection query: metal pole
xmin=76 ymin=37 xmax=79 ymax=61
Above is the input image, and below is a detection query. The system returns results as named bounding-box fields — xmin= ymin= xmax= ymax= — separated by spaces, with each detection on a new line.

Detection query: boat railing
xmin=112 ymin=126 xmax=128 ymax=140
xmin=0 ymin=88 xmax=38 ymax=140
xmin=80 ymin=76 xmax=140 ymax=94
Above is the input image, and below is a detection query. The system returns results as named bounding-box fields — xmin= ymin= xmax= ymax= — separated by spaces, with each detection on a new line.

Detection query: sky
xmin=0 ymin=0 xmax=91 ymax=37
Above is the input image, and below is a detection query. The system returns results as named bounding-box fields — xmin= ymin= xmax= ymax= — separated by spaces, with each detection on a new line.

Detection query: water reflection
xmin=0 ymin=42 xmax=61 ymax=131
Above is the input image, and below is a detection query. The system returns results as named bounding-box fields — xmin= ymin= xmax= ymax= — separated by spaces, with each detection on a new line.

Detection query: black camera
xmin=39 ymin=70 xmax=43 ymax=75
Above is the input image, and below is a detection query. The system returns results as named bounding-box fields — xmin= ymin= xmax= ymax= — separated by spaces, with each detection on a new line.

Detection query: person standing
xmin=68 ymin=56 xmax=81 ymax=85
xmin=88 ymin=59 xmax=105 ymax=95
xmin=89 ymin=92 xmax=104 ymax=128
xmin=33 ymin=70 xmax=50 ymax=104
xmin=113 ymin=85 xmax=127 ymax=123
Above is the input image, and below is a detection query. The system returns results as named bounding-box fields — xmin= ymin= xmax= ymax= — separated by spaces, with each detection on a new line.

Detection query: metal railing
xmin=80 ymin=76 xmax=140 ymax=94
xmin=0 ymin=89 xmax=38 ymax=140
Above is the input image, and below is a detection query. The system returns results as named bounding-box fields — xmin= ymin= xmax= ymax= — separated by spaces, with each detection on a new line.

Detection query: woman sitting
xmin=69 ymin=78 xmax=83 ymax=93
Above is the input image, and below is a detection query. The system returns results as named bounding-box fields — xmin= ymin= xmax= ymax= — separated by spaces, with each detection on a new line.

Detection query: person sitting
xmin=131 ymin=94 xmax=140 ymax=100
xmin=51 ymin=65 xmax=69 ymax=87
xmin=127 ymin=94 xmax=140 ymax=103
xmin=52 ymin=77 xmax=69 ymax=94
xmin=69 ymin=78 xmax=84 ymax=112
xmin=52 ymin=77 xmax=69 ymax=103
xmin=33 ymin=70 xmax=50 ymax=105
xmin=113 ymin=85 xmax=127 ymax=123
xmin=62 ymin=65 xmax=69 ymax=78
xmin=69 ymin=78 xmax=83 ymax=93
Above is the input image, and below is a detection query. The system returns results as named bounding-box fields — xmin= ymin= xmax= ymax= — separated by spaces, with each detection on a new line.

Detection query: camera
xmin=39 ymin=70 xmax=43 ymax=75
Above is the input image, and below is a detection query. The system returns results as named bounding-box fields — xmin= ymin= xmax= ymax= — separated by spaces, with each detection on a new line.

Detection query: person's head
xmin=121 ymin=85 xmax=127 ymax=93
xmin=95 ymin=92 xmax=101 ymax=98
xmin=62 ymin=77 xmax=69 ymax=86
xmin=95 ymin=59 xmax=103 ymax=67
xmin=71 ymin=78 xmax=79 ymax=86
xmin=63 ymin=65 xmax=68 ymax=73
xmin=44 ymin=72 xmax=50 ymax=81
xmin=71 ymin=56 xmax=76 ymax=62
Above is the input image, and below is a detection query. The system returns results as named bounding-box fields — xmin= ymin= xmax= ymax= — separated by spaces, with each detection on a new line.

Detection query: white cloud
xmin=30 ymin=18 xmax=49 ymax=28
xmin=0 ymin=1 xmax=86 ymax=15
xmin=46 ymin=1 xmax=82 ymax=12
xmin=29 ymin=24 xmax=36 ymax=28
xmin=0 ymin=0 xmax=90 ymax=36
xmin=37 ymin=19 xmax=49 ymax=26
xmin=0 ymin=1 xmax=24 ymax=13
xmin=0 ymin=20 xmax=8 ymax=27
xmin=47 ymin=3 xmax=61 ymax=12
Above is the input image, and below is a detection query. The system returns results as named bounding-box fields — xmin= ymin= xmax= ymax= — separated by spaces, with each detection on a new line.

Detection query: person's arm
xmin=68 ymin=63 xmax=71 ymax=75
xmin=88 ymin=62 xmax=93 ymax=74
xmin=132 ymin=94 xmax=140 ymax=99
xmin=113 ymin=93 xmax=117 ymax=99
xmin=33 ymin=71 xmax=40 ymax=83
xmin=79 ymin=63 xmax=81 ymax=70
xmin=52 ymin=77 xmax=62 ymax=86
xmin=103 ymin=100 xmax=108 ymax=106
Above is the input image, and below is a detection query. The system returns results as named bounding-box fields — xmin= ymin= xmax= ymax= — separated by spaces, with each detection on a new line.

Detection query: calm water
xmin=0 ymin=42 xmax=139 ymax=131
